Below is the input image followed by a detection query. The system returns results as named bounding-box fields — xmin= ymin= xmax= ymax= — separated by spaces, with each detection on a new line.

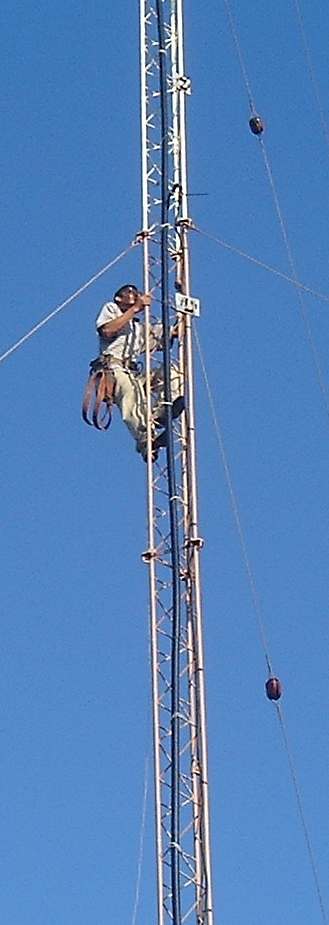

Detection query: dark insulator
xmin=249 ymin=115 xmax=264 ymax=135
xmin=266 ymin=677 xmax=282 ymax=701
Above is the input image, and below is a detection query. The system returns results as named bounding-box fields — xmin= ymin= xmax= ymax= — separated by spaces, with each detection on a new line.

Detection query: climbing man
xmin=95 ymin=284 xmax=184 ymax=460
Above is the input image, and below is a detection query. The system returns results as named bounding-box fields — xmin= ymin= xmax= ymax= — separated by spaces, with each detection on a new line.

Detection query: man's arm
xmin=99 ymin=293 xmax=151 ymax=340
xmin=99 ymin=305 xmax=137 ymax=339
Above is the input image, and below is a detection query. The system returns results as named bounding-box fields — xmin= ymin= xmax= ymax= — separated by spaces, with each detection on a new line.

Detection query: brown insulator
xmin=265 ymin=677 xmax=282 ymax=701
xmin=249 ymin=115 xmax=264 ymax=135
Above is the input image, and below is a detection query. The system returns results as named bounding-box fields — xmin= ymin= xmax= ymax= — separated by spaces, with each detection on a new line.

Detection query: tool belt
xmin=82 ymin=356 xmax=116 ymax=431
xmin=106 ymin=356 xmax=141 ymax=373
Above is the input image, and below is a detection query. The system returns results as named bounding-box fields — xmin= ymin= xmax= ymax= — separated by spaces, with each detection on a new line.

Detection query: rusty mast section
xmin=139 ymin=2 xmax=214 ymax=924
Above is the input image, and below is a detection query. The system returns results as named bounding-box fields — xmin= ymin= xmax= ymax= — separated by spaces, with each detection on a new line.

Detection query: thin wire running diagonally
xmin=223 ymin=0 xmax=329 ymax=426
xmin=131 ymin=758 xmax=149 ymax=925
xmin=276 ymin=704 xmax=328 ymax=925
xmin=192 ymin=225 xmax=329 ymax=308
xmin=259 ymin=137 xmax=329 ymax=423
xmin=222 ymin=0 xmax=254 ymax=113
xmin=293 ymin=0 xmax=329 ymax=157
xmin=194 ymin=326 xmax=328 ymax=925
xmin=193 ymin=327 xmax=273 ymax=676
xmin=0 ymin=240 xmax=137 ymax=367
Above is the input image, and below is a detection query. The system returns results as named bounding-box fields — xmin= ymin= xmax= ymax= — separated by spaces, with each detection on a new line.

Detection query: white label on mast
xmin=175 ymin=293 xmax=200 ymax=317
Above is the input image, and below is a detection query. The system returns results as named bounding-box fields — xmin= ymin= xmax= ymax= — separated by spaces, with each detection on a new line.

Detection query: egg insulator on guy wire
xmin=249 ymin=114 xmax=264 ymax=135
xmin=265 ymin=676 xmax=282 ymax=701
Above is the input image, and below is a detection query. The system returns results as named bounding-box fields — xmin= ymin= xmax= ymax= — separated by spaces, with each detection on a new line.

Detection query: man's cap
xmin=114 ymin=284 xmax=139 ymax=300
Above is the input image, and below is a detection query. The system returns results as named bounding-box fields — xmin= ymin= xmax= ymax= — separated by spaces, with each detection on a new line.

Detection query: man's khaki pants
xmin=112 ymin=362 xmax=182 ymax=455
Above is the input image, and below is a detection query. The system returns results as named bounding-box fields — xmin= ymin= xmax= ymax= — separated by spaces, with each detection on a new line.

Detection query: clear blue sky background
xmin=1 ymin=2 xmax=329 ymax=923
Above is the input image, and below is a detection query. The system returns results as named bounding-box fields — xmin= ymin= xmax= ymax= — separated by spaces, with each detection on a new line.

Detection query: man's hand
xmin=170 ymin=319 xmax=180 ymax=339
xmin=135 ymin=291 xmax=152 ymax=311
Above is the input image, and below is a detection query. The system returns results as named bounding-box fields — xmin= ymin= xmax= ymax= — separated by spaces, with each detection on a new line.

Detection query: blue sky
xmin=1 ymin=2 xmax=329 ymax=923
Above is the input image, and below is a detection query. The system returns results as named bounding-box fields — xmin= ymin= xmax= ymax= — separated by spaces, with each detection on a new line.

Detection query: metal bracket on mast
xmin=141 ymin=548 xmax=157 ymax=563
xmin=175 ymin=217 xmax=194 ymax=229
xmin=186 ymin=536 xmax=204 ymax=551
xmin=133 ymin=224 xmax=158 ymax=245
xmin=173 ymin=75 xmax=192 ymax=94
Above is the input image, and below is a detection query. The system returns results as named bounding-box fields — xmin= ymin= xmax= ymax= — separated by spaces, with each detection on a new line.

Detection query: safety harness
xmin=82 ymin=356 xmax=116 ymax=431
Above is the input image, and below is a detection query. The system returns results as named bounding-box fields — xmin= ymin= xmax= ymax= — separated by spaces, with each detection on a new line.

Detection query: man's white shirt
xmin=96 ymin=301 xmax=163 ymax=361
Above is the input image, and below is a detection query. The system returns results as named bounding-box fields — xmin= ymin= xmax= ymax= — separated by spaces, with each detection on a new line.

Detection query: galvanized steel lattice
xmin=139 ymin=3 xmax=214 ymax=924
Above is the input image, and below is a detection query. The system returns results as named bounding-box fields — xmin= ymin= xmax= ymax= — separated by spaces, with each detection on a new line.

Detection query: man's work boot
xmin=154 ymin=396 xmax=185 ymax=428
xmin=137 ymin=435 xmax=160 ymax=464
xmin=141 ymin=430 xmax=167 ymax=462
xmin=153 ymin=429 xmax=167 ymax=452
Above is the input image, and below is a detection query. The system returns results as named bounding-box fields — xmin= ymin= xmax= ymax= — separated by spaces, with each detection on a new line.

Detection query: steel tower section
xmin=139 ymin=3 xmax=214 ymax=924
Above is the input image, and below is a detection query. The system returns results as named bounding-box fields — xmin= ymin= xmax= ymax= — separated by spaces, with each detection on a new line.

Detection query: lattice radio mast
xmin=139 ymin=2 xmax=214 ymax=923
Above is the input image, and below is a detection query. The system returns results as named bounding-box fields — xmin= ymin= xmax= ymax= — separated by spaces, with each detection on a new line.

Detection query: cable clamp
xmin=133 ymin=224 xmax=157 ymax=245
xmin=176 ymin=217 xmax=195 ymax=230
xmin=141 ymin=548 xmax=157 ymax=563
xmin=192 ymin=759 xmax=202 ymax=775
xmin=188 ymin=536 xmax=204 ymax=551
xmin=174 ymin=75 xmax=192 ymax=94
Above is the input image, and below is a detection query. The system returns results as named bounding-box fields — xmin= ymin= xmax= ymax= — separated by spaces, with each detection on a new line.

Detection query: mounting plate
xmin=175 ymin=293 xmax=200 ymax=317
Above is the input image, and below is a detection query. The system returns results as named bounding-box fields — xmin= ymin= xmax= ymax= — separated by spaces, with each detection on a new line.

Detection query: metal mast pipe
xmin=156 ymin=3 xmax=182 ymax=921
xmin=169 ymin=1 xmax=203 ymax=912
xmin=176 ymin=2 xmax=215 ymax=920
xmin=139 ymin=5 xmax=164 ymax=925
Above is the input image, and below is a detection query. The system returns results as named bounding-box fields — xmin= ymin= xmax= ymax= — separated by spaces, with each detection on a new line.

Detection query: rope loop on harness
xmin=82 ymin=356 xmax=116 ymax=431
